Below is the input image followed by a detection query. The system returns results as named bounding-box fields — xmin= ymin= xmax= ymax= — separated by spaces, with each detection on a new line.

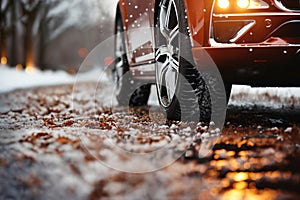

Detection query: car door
xmin=119 ymin=0 xmax=156 ymax=66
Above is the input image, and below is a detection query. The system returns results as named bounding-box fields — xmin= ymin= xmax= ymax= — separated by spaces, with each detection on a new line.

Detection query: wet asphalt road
xmin=0 ymin=83 xmax=300 ymax=200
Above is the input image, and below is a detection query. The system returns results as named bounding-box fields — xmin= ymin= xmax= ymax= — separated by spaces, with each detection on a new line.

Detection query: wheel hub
xmin=156 ymin=0 xmax=180 ymax=108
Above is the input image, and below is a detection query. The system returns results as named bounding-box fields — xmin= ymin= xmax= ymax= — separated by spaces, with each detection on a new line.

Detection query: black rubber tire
xmin=113 ymin=9 xmax=151 ymax=107
xmin=225 ymin=83 xmax=232 ymax=103
xmin=155 ymin=0 xmax=211 ymax=122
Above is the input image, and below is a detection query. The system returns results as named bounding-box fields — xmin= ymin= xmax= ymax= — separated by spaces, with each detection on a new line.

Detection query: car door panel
xmin=119 ymin=0 xmax=156 ymax=66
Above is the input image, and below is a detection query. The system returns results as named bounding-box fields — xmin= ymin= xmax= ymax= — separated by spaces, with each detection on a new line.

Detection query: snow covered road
xmin=0 ymin=82 xmax=300 ymax=199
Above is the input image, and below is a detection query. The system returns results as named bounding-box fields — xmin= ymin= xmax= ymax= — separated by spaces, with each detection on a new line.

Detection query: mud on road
xmin=0 ymin=83 xmax=300 ymax=199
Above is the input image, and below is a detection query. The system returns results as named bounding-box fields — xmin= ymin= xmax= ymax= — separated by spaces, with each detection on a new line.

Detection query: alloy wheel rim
xmin=156 ymin=0 xmax=180 ymax=108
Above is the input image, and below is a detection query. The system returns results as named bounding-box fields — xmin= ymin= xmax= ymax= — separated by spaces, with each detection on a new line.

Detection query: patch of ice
xmin=201 ymin=132 xmax=210 ymax=138
xmin=170 ymin=124 xmax=178 ymax=130
xmin=277 ymin=135 xmax=284 ymax=141
xmin=209 ymin=121 xmax=216 ymax=126
xmin=271 ymin=127 xmax=279 ymax=131
xmin=284 ymin=127 xmax=293 ymax=133
xmin=257 ymin=125 xmax=262 ymax=129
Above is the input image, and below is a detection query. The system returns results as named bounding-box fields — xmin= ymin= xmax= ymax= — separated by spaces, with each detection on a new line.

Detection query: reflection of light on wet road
xmin=230 ymin=172 xmax=248 ymax=182
xmin=248 ymin=172 xmax=263 ymax=180
xmin=206 ymin=126 xmax=300 ymax=200
xmin=234 ymin=182 xmax=248 ymax=190
xmin=222 ymin=189 xmax=279 ymax=200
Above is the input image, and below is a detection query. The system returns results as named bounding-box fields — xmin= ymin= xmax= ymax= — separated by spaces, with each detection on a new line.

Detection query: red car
xmin=111 ymin=0 xmax=300 ymax=122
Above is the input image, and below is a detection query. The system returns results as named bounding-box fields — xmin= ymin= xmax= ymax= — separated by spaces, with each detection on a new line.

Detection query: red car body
xmin=117 ymin=0 xmax=300 ymax=86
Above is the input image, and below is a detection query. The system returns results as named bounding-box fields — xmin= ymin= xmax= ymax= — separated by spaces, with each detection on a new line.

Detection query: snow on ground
xmin=1 ymin=64 xmax=299 ymax=107
xmin=0 ymin=65 xmax=73 ymax=93
xmin=0 ymin=65 xmax=106 ymax=93
xmin=229 ymin=85 xmax=300 ymax=108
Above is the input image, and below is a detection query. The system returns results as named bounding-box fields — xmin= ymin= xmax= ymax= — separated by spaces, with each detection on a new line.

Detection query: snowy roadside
xmin=1 ymin=64 xmax=300 ymax=108
xmin=0 ymin=65 xmax=106 ymax=93
xmin=229 ymin=85 xmax=300 ymax=108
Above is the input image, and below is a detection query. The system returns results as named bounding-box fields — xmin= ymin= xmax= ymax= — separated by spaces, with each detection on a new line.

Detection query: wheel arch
xmin=115 ymin=1 xmax=132 ymax=67
xmin=183 ymin=0 xmax=214 ymax=47
xmin=154 ymin=0 xmax=213 ymax=47
xmin=116 ymin=1 xmax=128 ymax=32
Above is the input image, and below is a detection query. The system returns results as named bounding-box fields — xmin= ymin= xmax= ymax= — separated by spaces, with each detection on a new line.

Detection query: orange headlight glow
xmin=217 ymin=0 xmax=230 ymax=9
xmin=237 ymin=0 xmax=250 ymax=9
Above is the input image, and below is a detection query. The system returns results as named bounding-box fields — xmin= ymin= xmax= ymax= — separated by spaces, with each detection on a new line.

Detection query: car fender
xmin=183 ymin=0 xmax=214 ymax=47
xmin=117 ymin=0 xmax=214 ymax=62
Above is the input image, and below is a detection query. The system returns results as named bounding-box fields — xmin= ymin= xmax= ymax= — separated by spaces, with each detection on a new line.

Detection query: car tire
xmin=225 ymin=83 xmax=232 ymax=103
xmin=155 ymin=0 xmax=211 ymax=122
xmin=113 ymin=9 xmax=151 ymax=106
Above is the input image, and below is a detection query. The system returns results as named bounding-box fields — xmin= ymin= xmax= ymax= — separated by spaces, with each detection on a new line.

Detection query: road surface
xmin=0 ymin=83 xmax=300 ymax=199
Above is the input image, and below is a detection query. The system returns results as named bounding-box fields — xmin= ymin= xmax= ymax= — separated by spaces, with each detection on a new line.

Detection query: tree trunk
xmin=0 ymin=0 xmax=7 ymax=64
xmin=9 ymin=0 xmax=17 ymax=66
xmin=21 ymin=0 xmax=42 ymax=69
xmin=38 ymin=14 xmax=47 ymax=70
xmin=0 ymin=31 xmax=7 ymax=63
xmin=24 ymin=19 xmax=34 ymax=68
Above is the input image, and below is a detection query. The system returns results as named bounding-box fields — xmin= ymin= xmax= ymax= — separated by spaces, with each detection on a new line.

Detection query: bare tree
xmin=0 ymin=0 xmax=10 ymax=64
xmin=38 ymin=0 xmax=61 ymax=69
xmin=1 ymin=0 xmax=115 ymax=69
xmin=19 ymin=0 xmax=86 ymax=68
xmin=9 ymin=0 xmax=17 ymax=66
xmin=19 ymin=0 xmax=42 ymax=68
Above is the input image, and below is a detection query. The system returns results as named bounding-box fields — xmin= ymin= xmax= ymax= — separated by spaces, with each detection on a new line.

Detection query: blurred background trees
xmin=0 ymin=0 xmax=116 ymax=71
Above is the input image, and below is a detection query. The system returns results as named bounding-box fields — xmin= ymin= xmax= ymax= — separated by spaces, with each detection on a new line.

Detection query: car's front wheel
xmin=155 ymin=0 xmax=211 ymax=122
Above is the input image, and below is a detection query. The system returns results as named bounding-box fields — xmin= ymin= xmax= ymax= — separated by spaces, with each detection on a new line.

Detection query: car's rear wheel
xmin=113 ymin=10 xmax=151 ymax=106
xmin=155 ymin=0 xmax=211 ymax=122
